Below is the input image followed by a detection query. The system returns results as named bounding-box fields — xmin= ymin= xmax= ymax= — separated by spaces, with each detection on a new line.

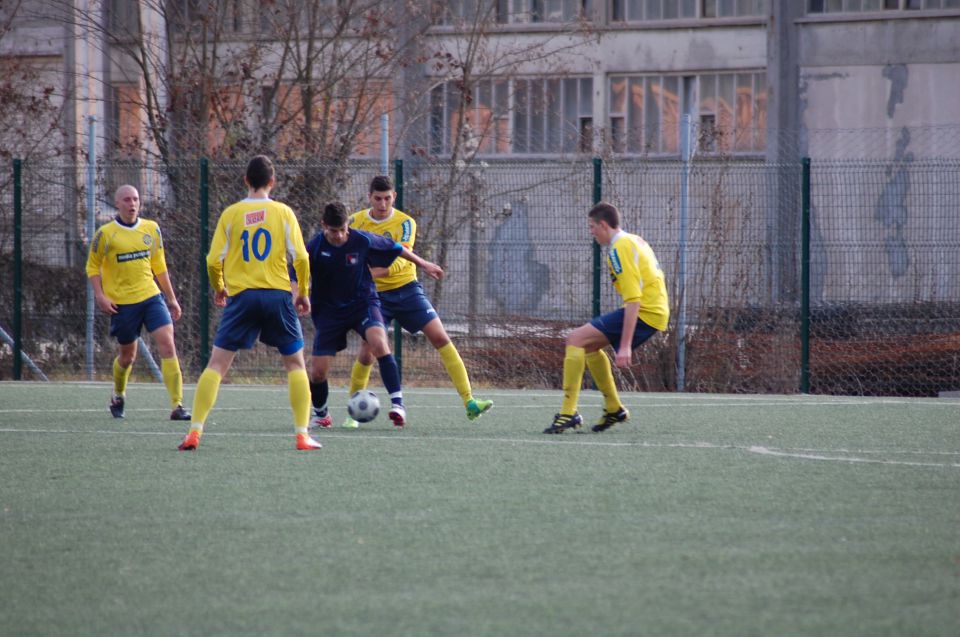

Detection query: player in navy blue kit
xmin=300 ymin=202 xmax=442 ymax=428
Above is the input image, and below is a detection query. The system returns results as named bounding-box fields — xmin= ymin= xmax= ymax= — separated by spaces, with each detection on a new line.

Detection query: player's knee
xmin=369 ymin=342 xmax=391 ymax=358
xmin=429 ymin=333 xmax=451 ymax=350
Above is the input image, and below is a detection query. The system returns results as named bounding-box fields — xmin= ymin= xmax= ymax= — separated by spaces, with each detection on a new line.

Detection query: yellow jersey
xmin=207 ymin=198 xmax=309 ymax=296
xmin=86 ymin=217 xmax=167 ymax=305
xmin=607 ymin=230 xmax=670 ymax=331
xmin=349 ymin=207 xmax=416 ymax=292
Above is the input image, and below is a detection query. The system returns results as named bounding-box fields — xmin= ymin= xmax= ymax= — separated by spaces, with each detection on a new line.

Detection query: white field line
xmin=0 ymin=426 xmax=958 ymax=468
xmin=3 ymin=398 xmax=958 ymax=413
xmin=3 ymin=381 xmax=959 ymax=407
xmin=747 ymin=445 xmax=960 ymax=468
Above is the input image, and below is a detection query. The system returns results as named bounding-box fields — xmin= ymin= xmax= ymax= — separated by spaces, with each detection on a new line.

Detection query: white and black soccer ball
xmin=347 ymin=389 xmax=380 ymax=423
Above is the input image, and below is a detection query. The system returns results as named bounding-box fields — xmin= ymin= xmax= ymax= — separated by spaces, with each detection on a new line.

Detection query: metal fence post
xmin=592 ymin=157 xmax=602 ymax=318
xmin=677 ymin=114 xmax=693 ymax=392
xmin=85 ymin=116 xmax=97 ymax=379
xmin=13 ymin=159 xmax=23 ymax=380
xmin=393 ymin=158 xmax=403 ymax=379
xmin=199 ymin=158 xmax=210 ymax=369
xmin=800 ymin=157 xmax=811 ymax=394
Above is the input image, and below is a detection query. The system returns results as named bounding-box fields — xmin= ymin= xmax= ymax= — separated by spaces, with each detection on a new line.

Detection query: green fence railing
xmin=5 ymin=157 xmax=960 ymax=396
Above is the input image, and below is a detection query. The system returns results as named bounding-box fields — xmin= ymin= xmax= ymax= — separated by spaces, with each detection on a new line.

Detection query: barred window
xmin=608 ymin=71 xmax=765 ymax=155
xmin=433 ymin=0 xmax=591 ymax=25
xmin=611 ymin=0 xmax=765 ymax=21
xmin=808 ymin=0 xmax=960 ymax=12
xmin=428 ymin=76 xmax=593 ymax=156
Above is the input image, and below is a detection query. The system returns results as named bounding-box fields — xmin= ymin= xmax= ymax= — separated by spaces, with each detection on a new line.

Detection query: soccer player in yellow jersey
xmin=544 ymin=202 xmax=670 ymax=434
xmin=177 ymin=155 xmax=321 ymax=451
xmin=86 ymin=184 xmax=190 ymax=421
xmin=341 ymin=175 xmax=493 ymax=428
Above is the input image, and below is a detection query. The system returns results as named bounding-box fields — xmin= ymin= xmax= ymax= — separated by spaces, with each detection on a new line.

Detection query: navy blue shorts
xmin=110 ymin=294 xmax=172 ymax=345
xmin=311 ymin=304 xmax=385 ymax=356
xmin=590 ymin=309 xmax=659 ymax=351
xmin=379 ymin=281 xmax=439 ymax=334
xmin=213 ymin=289 xmax=304 ymax=355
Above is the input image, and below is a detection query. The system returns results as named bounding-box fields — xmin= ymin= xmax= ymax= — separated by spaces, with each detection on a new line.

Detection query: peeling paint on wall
xmin=486 ymin=201 xmax=549 ymax=314
xmin=875 ymin=128 xmax=912 ymax=278
xmin=881 ymin=64 xmax=908 ymax=118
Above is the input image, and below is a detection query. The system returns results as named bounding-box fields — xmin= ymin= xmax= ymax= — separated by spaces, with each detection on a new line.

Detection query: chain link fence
xmin=3 ymin=155 xmax=960 ymax=396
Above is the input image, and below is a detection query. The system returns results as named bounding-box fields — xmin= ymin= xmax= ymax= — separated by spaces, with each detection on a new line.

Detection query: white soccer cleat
xmin=388 ymin=404 xmax=406 ymax=428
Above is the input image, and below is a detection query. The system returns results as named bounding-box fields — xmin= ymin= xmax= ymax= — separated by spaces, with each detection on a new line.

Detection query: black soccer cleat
xmin=543 ymin=412 xmax=583 ymax=434
xmin=170 ymin=404 xmax=192 ymax=421
xmin=592 ymin=406 xmax=630 ymax=432
xmin=109 ymin=395 xmax=125 ymax=419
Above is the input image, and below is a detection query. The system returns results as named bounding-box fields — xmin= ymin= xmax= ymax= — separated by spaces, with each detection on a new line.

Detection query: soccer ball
xmin=347 ymin=390 xmax=380 ymax=423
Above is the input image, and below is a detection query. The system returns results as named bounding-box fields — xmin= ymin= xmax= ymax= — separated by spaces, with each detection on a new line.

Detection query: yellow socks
xmin=586 ymin=350 xmax=622 ymax=412
xmin=439 ymin=342 xmax=473 ymax=405
xmin=112 ymin=357 xmax=132 ymax=396
xmin=288 ymin=369 xmax=311 ymax=432
xmin=161 ymin=356 xmax=184 ymax=408
xmin=348 ymin=360 xmax=374 ymax=395
xmin=189 ymin=368 xmax=222 ymax=429
xmin=560 ymin=345 xmax=586 ymax=415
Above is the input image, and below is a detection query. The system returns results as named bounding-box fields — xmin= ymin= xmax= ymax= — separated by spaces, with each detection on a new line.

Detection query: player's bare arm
xmin=616 ymin=301 xmax=641 ymax=368
xmin=155 ymin=271 xmax=182 ymax=321
xmin=399 ymin=246 xmax=443 ymax=280
xmin=294 ymin=295 xmax=310 ymax=317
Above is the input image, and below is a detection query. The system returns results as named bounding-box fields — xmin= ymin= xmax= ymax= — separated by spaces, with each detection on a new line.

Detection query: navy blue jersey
xmin=302 ymin=229 xmax=403 ymax=316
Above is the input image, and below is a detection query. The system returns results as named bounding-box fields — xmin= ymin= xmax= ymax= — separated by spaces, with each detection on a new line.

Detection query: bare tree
xmin=0 ymin=0 xmax=69 ymax=165
xmin=402 ymin=0 xmax=594 ymax=304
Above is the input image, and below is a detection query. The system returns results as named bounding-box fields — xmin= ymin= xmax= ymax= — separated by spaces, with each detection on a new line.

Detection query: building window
xmin=611 ymin=0 xmax=765 ymax=21
xmin=109 ymin=0 xmax=140 ymax=35
xmin=428 ymin=76 xmax=592 ymax=155
xmin=433 ymin=0 xmax=591 ymax=25
xmin=608 ymin=71 xmax=766 ymax=155
xmin=808 ymin=0 xmax=960 ymax=12
xmin=108 ymin=83 xmax=143 ymax=157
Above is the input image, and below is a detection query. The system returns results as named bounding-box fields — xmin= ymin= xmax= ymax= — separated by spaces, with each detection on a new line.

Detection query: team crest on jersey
xmin=384 ymin=231 xmax=393 ymax=241
xmin=346 ymin=253 xmax=359 ymax=266
xmin=245 ymin=209 xmax=266 ymax=226
xmin=142 ymin=234 xmax=153 ymax=246
xmin=609 ymin=249 xmax=623 ymax=275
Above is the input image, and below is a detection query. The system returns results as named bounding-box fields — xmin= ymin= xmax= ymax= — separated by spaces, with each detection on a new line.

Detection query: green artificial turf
xmin=1 ymin=382 xmax=958 ymax=636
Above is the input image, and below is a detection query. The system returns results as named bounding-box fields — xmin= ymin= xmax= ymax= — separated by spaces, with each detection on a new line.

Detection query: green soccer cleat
xmin=341 ymin=415 xmax=360 ymax=429
xmin=543 ymin=412 xmax=583 ymax=434
xmin=466 ymin=398 xmax=493 ymax=421
xmin=592 ymin=406 xmax=630 ymax=432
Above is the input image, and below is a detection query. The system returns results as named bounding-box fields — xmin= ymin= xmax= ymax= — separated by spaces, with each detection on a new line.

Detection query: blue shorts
xmin=213 ymin=289 xmax=304 ymax=355
xmin=110 ymin=294 xmax=172 ymax=345
xmin=590 ymin=309 xmax=659 ymax=351
xmin=311 ymin=304 xmax=385 ymax=356
xmin=378 ymin=281 xmax=439 ymax=334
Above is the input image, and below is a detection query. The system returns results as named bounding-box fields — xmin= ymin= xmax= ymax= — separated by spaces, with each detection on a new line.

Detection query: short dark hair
xmin=322 ymin=201 xmax=349 ymax=227
xmin=588 ymin=202 xmax=620 ymax=229
xmin=369 ymin=175 xmax=394 ymax=193
xmin=246 ymin=155 xmax=274 ymax=190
